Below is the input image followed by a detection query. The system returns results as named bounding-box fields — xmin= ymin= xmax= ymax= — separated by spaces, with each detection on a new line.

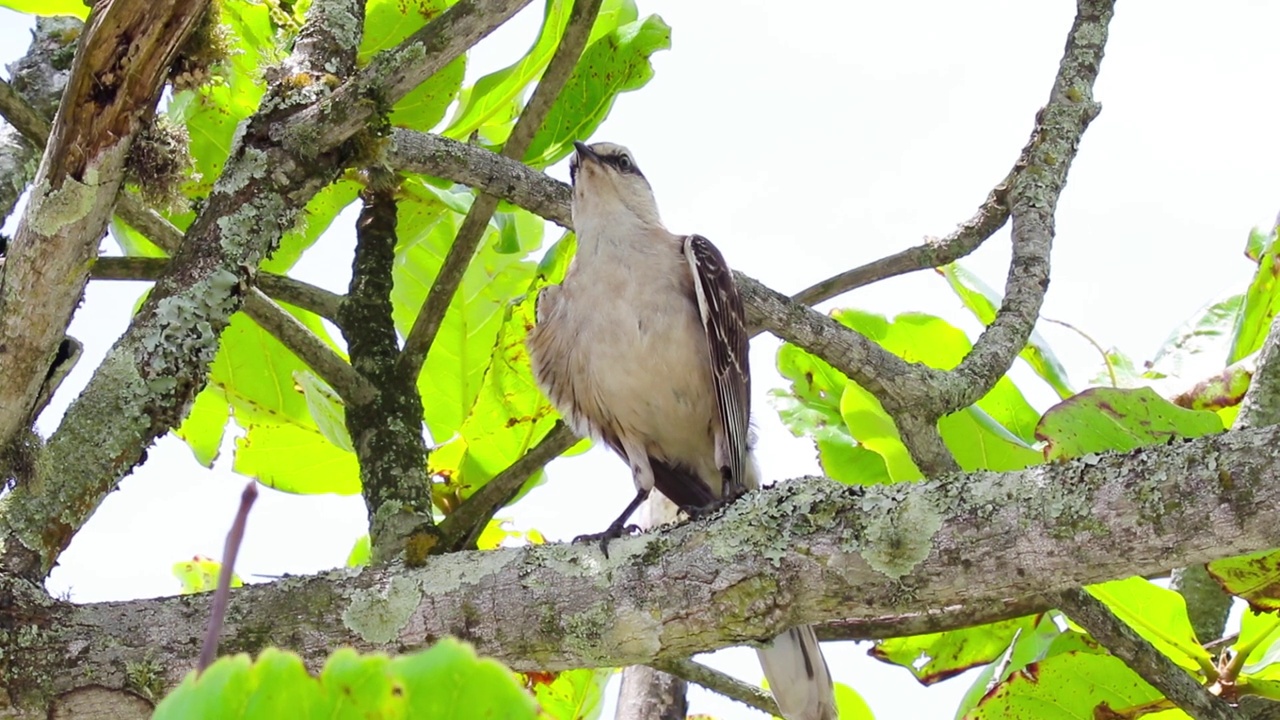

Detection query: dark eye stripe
xmin=602 ymin=154 xmax=643 ymax=177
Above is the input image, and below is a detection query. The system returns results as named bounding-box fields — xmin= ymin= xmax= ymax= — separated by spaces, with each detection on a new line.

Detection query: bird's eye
xmin=616 ymin=154 xmax=633 ymax=172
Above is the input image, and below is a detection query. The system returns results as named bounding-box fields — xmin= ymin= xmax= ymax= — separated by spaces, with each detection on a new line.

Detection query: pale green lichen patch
xmin=216 ymin=146 xmax=269 ymax=196
xmin=28 ymin=174 xmax=95 ymax=235
xmin=420 ymin=546 xmax=518 ymax=594
xmin=859 ymin=487 xmax=943 ymax=580
xmin=343 ymin=575 xmax=421 ymax=644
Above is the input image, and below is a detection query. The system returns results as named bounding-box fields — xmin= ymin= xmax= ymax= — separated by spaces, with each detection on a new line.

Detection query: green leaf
xmin=939 ymin=264 xmax=1074 ymax=399
xmin=963 ymin=650 xmax=1166 ymax=720
xmin=0 ymin=0 xmax=88 ymax=18
xmin=430 ymin=233 xmax=569 ymax=505
xmin=1145 ymin=293 xmax=1244 ymax=382
xmin=955 ymin=614 xmax=1068 ymax=719
xmin=522 ymin=15 xmax=672 ymax=168
xmin=1246 ymin=225 xmax=1277 ymax=265
xmin=527 ymin=668 xmax=610 ymax=720
xmin=172 ymin=556 xmax=242 ymax=594
xmin=346 ymin=535 xmax=371 ymax=568
xmin=295 ymin=370 xmax=353 ymax=453
xmin=1235 ymin=609 xmax=1280 ymax=675
xmin=391 ymin=180 xmax=539 ymax=444
xmin=1035 ymin=387 xmax=1223 ymax=461
xmin=168 ymin=0 xmax=276 ymax=198
xmin=153 ymin=642 xmax=538 ymax=719
xmin=234 ymin=421 xmax=361 ymax=494
xmin=832 ymin=682 xmax=875 ymax=720
xmin=443 ymin=0 xmax=638 ymax=144
xmin=1086 ymin=577 xmax=1213 ymax=673
xmin=1207 ymin=549 xmax=1280 ymax=612
xmin=871 ymin=616 xmax=1040 ymax=685
xmin=1230 ymin=225 xmax=1280 ymax=364
xmin=772 ymin=342 xmax=891 ymax=485
xmin=175 ymin=387 xmax=230 ymax=467
xmin=831 ymin=310 xmax=1042 ymax=480
xmin=359 ymin=0 xmax=464 ymax=131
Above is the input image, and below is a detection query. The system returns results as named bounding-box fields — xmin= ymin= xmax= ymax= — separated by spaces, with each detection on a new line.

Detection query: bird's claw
xmin=573 ymin=523 xmax=643 ymax=558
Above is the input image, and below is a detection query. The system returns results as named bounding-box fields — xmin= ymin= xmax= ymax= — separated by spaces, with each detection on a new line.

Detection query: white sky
xmin=3 ymin=1 xmax=1280 ymax=718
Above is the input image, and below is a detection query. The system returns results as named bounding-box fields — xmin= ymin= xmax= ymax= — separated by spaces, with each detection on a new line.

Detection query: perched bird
xmin=527 ymin=140 xmax=837 ymax=720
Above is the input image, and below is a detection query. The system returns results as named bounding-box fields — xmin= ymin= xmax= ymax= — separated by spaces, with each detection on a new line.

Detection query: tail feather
xmin=757 ymin=625 xmax=837 ymax=720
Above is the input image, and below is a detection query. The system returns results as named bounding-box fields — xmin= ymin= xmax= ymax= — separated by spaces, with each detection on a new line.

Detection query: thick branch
xmin=398 ymin=0 xmax=603 ymax=378
xmin=8 ymin=424 xmax=1280 ymax=699
xmin=1239 ymin=314 xmax=1280 ymax=429
xmin=1056 ymin=588 xmax=1236 ymax=720
xmin=616 ymin=665 xmax=688 ymax=720
xmin=0 ymin=0 xmax=209 ymax=460
xmin=243 ymin=289 xmax=371 ymax=403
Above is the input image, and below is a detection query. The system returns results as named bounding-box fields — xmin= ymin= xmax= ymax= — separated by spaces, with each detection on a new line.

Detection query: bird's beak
xmin=573 ymin=141 xmax=601 ymax=166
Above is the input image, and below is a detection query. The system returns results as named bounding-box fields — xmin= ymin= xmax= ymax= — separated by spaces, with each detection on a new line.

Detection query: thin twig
xmin=198 ymin=480 xmax=258 ymax=673
xmin=0 ymin=76 xmax=52 ymax=147
xmin=791 ymin=182 xmax=1013 ymax=308
xmin=91 ymin=256 xmax=344 ymax=324
xmin=1055 ymin=588 xmax=1237 ymax=720
xmin=1043 ymin=316 xmax=1117 ymax=387
xmin=654 ymin=657 xmax=780 ymax=717
xmin=243 ymin=289 xmax=373 ymax=404
xmin=437 ymin=421 xmax=578 ymax=552
xmin=397 ymin=0 xmax=604 ymax=379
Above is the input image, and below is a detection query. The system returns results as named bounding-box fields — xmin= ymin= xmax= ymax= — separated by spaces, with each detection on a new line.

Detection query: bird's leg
xmin=573 ymin=487 xmax=650 ymax=558
xmin=685 ymin=466 xmax=745 ymax=520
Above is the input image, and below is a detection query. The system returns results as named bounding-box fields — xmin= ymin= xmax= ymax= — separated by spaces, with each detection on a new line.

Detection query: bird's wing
xmin=683 ymin=234 xmax=751 ymax=498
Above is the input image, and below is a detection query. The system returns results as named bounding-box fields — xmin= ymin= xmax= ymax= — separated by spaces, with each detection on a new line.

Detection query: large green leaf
xmin=521 ymin=14 xmax=672 ymax=168
xmin=833 ymin=683 xmax=876 ymax=720
xmin=955 ymin=614 xmax=1072 ymax=719
xmin=153 ymin=642 xmax=538 ymax=719
xmin=1229 ymin=225 xmax=1280 ymax=364
xmin=175 ymin=387 xmax=231 ymax=467
xmin=443 ymin=0 xmax=637 ymax=145
xmin=1085 ymin=577 xmax=1213 ymax=674
xmin=939 ymin=264 xmax=1074 ymax=399
xmin=359 ymin=0 xmax=464 ymax=131
xmin=871 ymin=616 xmax=1040 ymax=685
xmin=1146 ymin=293 xmax=1244 ymax=381
xmin=1035 ymin=387 xmax=1223 ymax=461
xmin=390 ymin=180 xmax=540 ymax=445
xmin=772 ymin=342 xmax=891 ymax=485
xmin=0 ymin=0 xmax=87 ymax=18
xmin=831 ymin=310 xmax=1042 ymax=481
xmin=429 ymin=233 xmax=569 ymax=506
xmin=1207 ymin=549 xmax=1280 ymax=612
xmin=963 ymin=650 xmax=1168 ymax=719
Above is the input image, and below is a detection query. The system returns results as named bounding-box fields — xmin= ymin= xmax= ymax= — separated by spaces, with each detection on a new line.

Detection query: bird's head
xmin=569 ymin=141 xmax=662 ymax=228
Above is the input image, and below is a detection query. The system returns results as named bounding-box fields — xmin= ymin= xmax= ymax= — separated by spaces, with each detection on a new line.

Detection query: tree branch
xmin=437 ymin=421 xmax=579 ymax=552
xmin=1055 ymin=587 xmax=1237 ymax=720
xmin=790 ymin=177 xmax=1013 ymax=308
xmin=1239 ymin=314 xmax=1280 ymax=429
xmin=0 ymin=0 xmax=210 ymax=461
xmin=90 ymin=256 xmax=344 ymax=326
xmin=653 ymin=658 xmax=778 ymax=717
xmin=8 ymin=424 xmax=1280 ymax=699
xmin=616 ymin=665 xmax=688 ymax=720
xmin=242 ymin=289 xmax=372 ymax=403
xmin=398 ymin=0 xmax=603 ymax=379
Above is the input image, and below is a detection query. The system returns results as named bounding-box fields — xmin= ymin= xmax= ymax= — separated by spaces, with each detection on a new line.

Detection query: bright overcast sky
xmin=3 ymin=1 xmax=1279 ymax=718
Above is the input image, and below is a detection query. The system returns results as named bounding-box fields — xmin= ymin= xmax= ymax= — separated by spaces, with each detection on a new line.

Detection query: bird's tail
xmin=756 ymin=624 xmax=837 ymax=720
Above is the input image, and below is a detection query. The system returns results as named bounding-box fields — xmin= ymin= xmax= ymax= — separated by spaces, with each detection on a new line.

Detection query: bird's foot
xmin=573 ymin=523 xmax=642 ymax=558
xmin=685 ymin=492 xmax=743 ymax=521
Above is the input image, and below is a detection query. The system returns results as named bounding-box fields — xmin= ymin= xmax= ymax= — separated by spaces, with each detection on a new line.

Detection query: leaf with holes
xmin=1035 ymin=387 xmax=1223 ymax=461
xmin=871 ymin=616 xmax=1040 ymax=685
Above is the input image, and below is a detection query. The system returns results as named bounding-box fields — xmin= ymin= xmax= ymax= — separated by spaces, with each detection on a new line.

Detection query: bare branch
xmin=0 ymin=77 xmax=51 ymax=147
xmin=654 ymin=658 xmax=779 ymax=717
xmin=791 ymin=180 xmax=1013 ymax=308
xmin=8 ymin=424 xmax=1280 ymax=691
xmin=437 ymin=421 xmax=579 ymax=552
xmin=90 ymin=256 xmax=345 ymax=326
xmin=940 ymin=0 xmax=1110 ymax=415
xmin=1055 ymin=588 xmax=1236 ymax=720
xmin=398 ymin=0 xmax=604 ymax=379
xmin=0 ymin=0 xmax=210 ymax=461
xmin=617 ymin=665 xmax=688 ymax=720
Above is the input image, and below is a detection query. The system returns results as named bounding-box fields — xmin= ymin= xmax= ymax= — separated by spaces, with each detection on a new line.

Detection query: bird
xmin=527 ymin=140 xmax=837 ymax=720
